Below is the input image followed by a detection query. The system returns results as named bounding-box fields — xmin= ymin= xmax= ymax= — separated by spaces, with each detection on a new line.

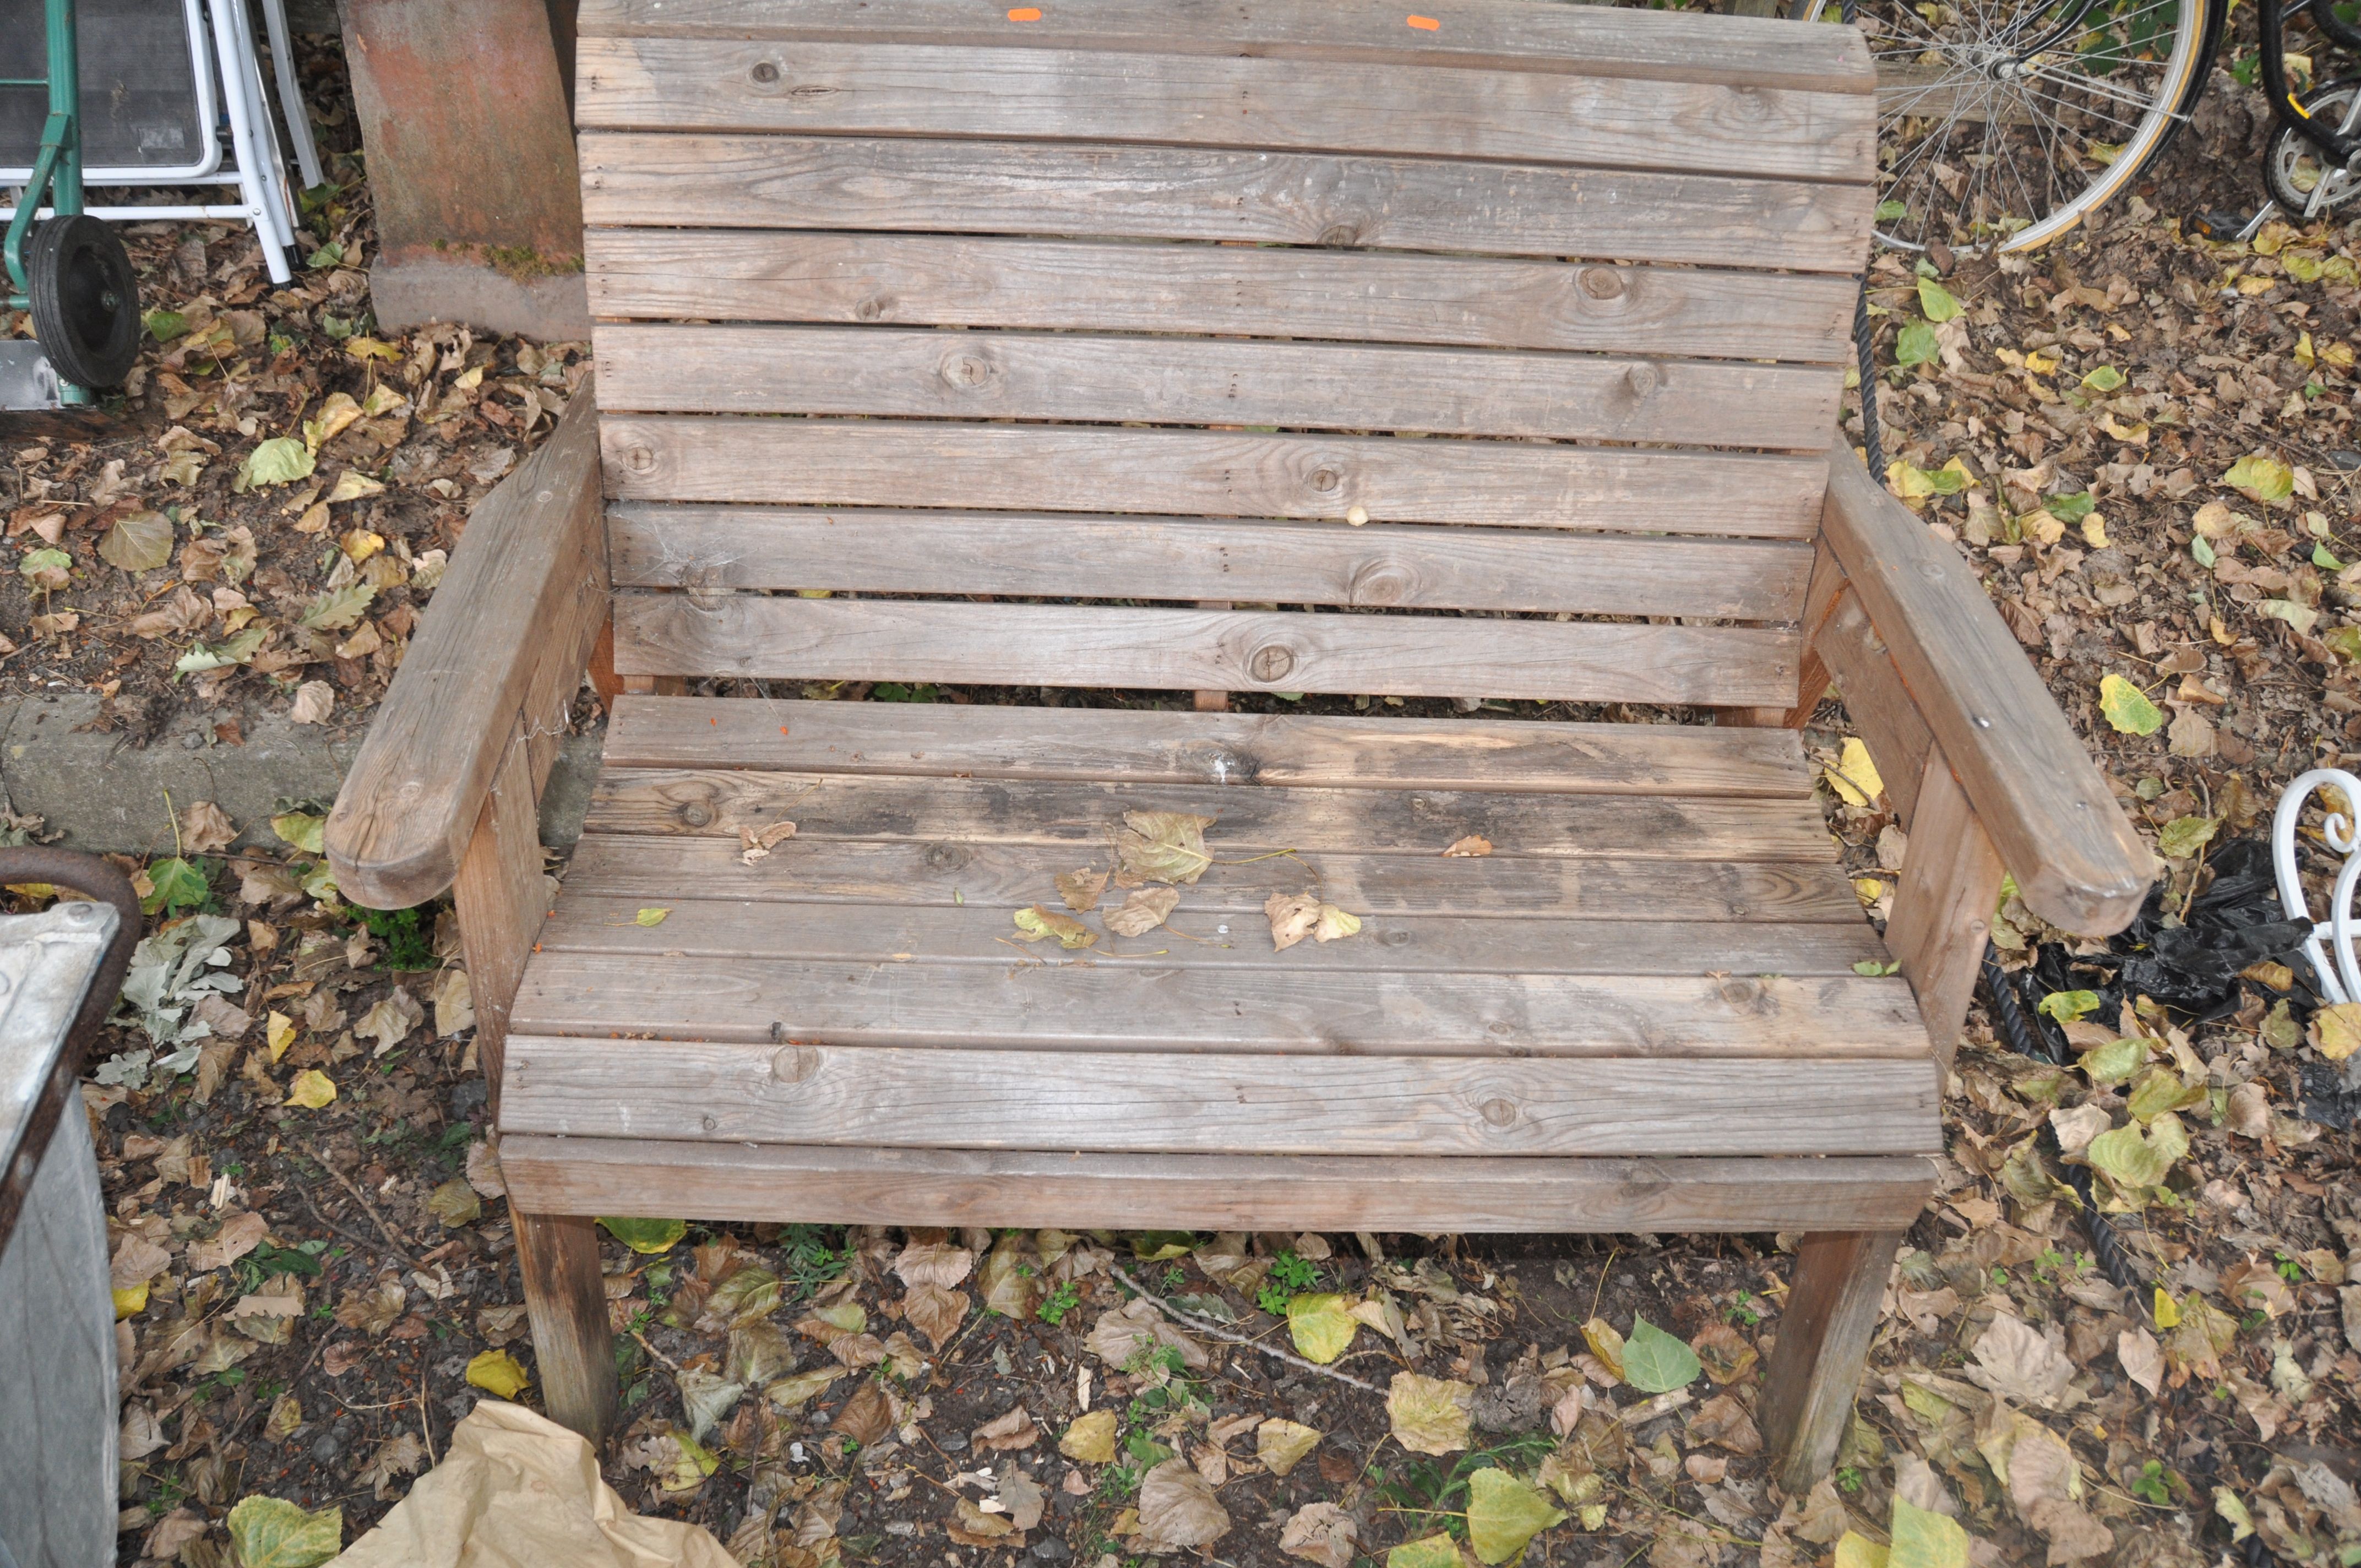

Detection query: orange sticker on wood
xmin=1008 ymin=6 xmax=1041 ymax=17
xmin=1407 ymin=13 xmax=1440 ymax=28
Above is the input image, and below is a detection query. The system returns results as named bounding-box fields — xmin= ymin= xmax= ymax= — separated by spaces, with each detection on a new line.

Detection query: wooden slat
xmin=502 ymin=1039 xmax=1939 ymax=1151
xmin=601 ymin=696 xmax=1820 ymax=797
xmin=537 ymin=896 xmax=1890 ymax=976
xmin=1883 ymin=751 xmax=2006 ymax=1068
xmin=592 ymin=325 xmax=1840 ymax=450
xmin=583 ymin=232 xmax=1860 ymax=365
xmin=578 ymin=135 xmax=1876 ymax=274
xmin=575 ymin=39 xmax=1874 ymax=184
xmin=1819 ymin=445 xmax=2151 ymax=932
xmin=508 ymin=956 xmax=1929 ymax=1057
xmin=581 ymin=767 xmax=1837 ymax=861
xmin=562 ymin=835 xmax=1872 ymax=924
xmin=600 ymin=417 xmax=1829 ymax=537
xmin=498 ymin=1139 xmax=1939 ymax=1233
xmin=608 ymin=508 xmax=1813 ymax=621
xmin=613 ymin=597 xmax=1800 ymax=707
xmin=575 ymin=0 xmax=1878 ymax=97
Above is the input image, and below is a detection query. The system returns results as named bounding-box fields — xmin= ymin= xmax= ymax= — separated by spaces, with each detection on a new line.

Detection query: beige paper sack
xmin=330 ymin=1402 xmax=735 ymax=1568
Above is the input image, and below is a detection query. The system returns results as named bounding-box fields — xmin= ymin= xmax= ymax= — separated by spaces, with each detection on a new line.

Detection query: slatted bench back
xmin=576 ymin=0 xmax=1877 ymax=710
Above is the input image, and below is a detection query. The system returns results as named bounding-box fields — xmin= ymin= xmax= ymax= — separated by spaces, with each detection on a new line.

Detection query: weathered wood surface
xmin=593 ymin=325 xmax=1842 ymax=449
xmin=578 ymin=135 xmax=1877 ymax=274
xmin=600 ymin=696 xmax=1821 ymax=797
xmin=1819 ymin=445 xmax=2150 ymax=933
xmin=537 ymin=896 xmax=1889 ymax=975
xmin=0 ymin=1101 xmax=115 ymax=1568
xmin=325 ymin=384 xmax=606 ymax=910
xmin=612 ymin=598 xmax=1800 ymax=707
xmin=502 ymin=1041 xmax=1941 ymax=1152
xmin=451 ymin=723 xmax=548 ymax=1098
xmin=583 ymin=232 xmax=1859 ymax=364
xmin=499 ymin=1138 xmax=1938 ymax=1233
xmin=576 ymin=0 xmax=1876 ymax=96
xmin=581 ymin=767 xmax=1837 ymax=862
xmin=562 ymin=834 xmax=1870 ymax=923
xmin=600 ymin=416 xmax=1827 ymax=536
xmin=1883 ymin=753 xmax=2006 ymax=1065
xmin=576 ymin=39 xmax=1875 ymax=183
xmin=609 ymin=508 xmax=1813 ymax=620
xmin=1761 ymin=1228 xmax=1909 ymax=1492
xmin=511 ymin=1210 xmax=617 ymax=1445
xmin=507 ymin=960 xmax=1928 ymax=1057
xmin=1813 ymin=585 xmax=1936 ymax=825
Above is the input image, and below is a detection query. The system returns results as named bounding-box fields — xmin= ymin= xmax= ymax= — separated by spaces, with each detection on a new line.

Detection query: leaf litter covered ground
xmin=8 ymin=36 xmax=2360 ymax=1568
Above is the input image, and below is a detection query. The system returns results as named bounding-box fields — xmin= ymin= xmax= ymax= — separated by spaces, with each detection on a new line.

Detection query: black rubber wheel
xmin=26 ymin=215 xmax=140 ymax=390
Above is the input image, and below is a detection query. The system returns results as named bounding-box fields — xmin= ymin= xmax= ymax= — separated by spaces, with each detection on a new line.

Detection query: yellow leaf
xmin=2019 ymin=507 xmax=2066 ymax=547
xmin=2224 ymin=454 xmax=2294 ymax=504
xmin=1060 ymin=1409 xmax=1119 ymax=1464
xmin=2298 ymin=331 xmax=2317 ymax=369
xmin=284 ymin=1069 xmax=337 ymax=1109
xmin=635 ymin=907 xmax=671 ymax=927
xmin=114 ymin=1282 xmax=150 ymax=1319
xmin=344 ymin=336 xmax=401 ymax=362
xmin=2153 ymin=1287 xmax=2181 ymax=1329
xmin=2081 ymin=514 xmax=2111 ymax=548
xmin=1386 ymin=1371 xmax=1474 ymax=1455
xmin=2313 ymin=1001 xmax=2361 ymax=1060
xmin=1581 ymin=1316 xmax=1628 ymax=1382
xmin=1256 ymin=1418 xmax=1322 ymax=1478
xmin=1388 ymin=1537 xmax=1462 ymax=1568
xmin=266 ymin=1010 xmax=297 ymax=1063
xmin=1013 ymin=904 xmax=1097 ymax=949
xmin=340 ymin=529 xmax=384 ymax=564
xmin=1466 ymin=1468 xmax=1566 ymax=1565
xmin=2098 ymin=674 xmax=2164 ymax=737
xmin=1285 ymin=1294 xmax=1361 ymax=1364
xmin=1855 ymin=876 xmax=1888 ymax=906
xmin=1888 ymin=1497 xmax=1970 ymax=1568
xmin=1824 ymin=737 xmax=1884 ymax=808
xmin=1835 ymin=1533 xmax=1892 ymax=1568
xmin=465 ymin=1348 xmax=531 ymax=1399
xmin=2025 ymin=350 xmax=2060 ymax=374
xmin=325 ymin=470 xmax=385 ymax=504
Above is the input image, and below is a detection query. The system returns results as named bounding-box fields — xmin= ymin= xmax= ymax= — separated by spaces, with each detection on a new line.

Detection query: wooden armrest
xmin=326 ymin=380 xmax=607 ymax=909
xmin=1818 ymin=443 xmax=2150 ymax=935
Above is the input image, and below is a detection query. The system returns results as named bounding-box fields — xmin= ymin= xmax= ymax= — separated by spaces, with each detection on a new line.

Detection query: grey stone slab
xmin=0 ymin=695 xmax=601 ymax=865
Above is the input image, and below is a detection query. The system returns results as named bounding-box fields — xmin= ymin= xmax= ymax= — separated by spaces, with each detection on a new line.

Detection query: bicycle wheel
xmin=2266 ymin=77 xmax=2361 ymax=217
xmin=1859 ymin=0 xmax=2221 ymax=253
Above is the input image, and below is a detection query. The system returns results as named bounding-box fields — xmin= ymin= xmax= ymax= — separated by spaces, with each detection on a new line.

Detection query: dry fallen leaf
xmin=1266 ymin=891 xmax=1320 ymax=950
xmin=904 ymin=1282 xmax=968 ymax=1351
xmin=1136 ymin=1457 xmax=1231 ymax=1548
xmin=1116 ymin=810 xmax=1216 ymax=885
xmin=1105 ymin=886 xmax=1179 ymax=937
xmin=1386 ymin=1371 xmax=1475 ymax=1455
xmin=1060 ymin=1409 xmax=1119 ymax=1464
xmin=1257 ymin=1418 xmax=1321 ymax=1477
xmin=1279 ymin=1502 xmax=1358 ymax=1567
xmin=1013 ymin=905 xmax=1097 ymax=949
xmin=178 ymin=800 xmax=238 ymax=853
xmin=738 ymin=820 xmax=797 ymax=865
xmin=1444 ymin=834 xmax=1494 ymax=857
xmin=973 ymin=1405 xmax=1040 ymax=1453
xmin=1055 ymin=866 xmax=1109 ymax=912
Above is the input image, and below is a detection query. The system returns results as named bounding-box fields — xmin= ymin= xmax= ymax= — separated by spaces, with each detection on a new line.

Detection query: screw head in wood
xmin=751 ymin=60 xmax=780 ymax=84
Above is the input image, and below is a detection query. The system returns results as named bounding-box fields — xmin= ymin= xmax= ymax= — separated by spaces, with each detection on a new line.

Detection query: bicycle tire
xmin=1860 ymin=0 xmax=2222 ymax=253
xmin=2305 ymin=0 xmax=2361 ymax=57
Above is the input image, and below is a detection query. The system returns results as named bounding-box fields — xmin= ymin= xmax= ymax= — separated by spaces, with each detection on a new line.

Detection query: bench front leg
xmin=512 ymin=1210 xmax=618 ymax=1444
xmin=1760 ymin=1227 xmax=1906 ymax=1493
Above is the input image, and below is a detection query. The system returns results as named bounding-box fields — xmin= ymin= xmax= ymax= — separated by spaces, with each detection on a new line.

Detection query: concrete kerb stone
xmin=0 ymin=694 xmax=600 ymax=876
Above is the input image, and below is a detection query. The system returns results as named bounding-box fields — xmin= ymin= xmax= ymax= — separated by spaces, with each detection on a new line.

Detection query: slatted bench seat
xmin=325 ymin=0 xmax=2151 ymax=1492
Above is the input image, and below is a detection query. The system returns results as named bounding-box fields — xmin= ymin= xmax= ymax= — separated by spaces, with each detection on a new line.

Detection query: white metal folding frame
xmin=0 ymin=0 xmax=322 ymax=285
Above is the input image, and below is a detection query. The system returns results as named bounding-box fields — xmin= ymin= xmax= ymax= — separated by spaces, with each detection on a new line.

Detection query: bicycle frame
xmin=1 ymin=0 xmax=81 ymax=309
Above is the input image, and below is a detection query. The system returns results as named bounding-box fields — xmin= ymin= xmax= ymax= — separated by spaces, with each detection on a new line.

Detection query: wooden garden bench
xmin=323 ymin=0 xmax=2152 ymax=1490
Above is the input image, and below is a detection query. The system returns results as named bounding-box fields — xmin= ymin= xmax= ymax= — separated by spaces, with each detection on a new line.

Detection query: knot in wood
xmin=941 ymin=353 xmax=992 ymax=389
xmin=750 ymin=59 xmax=781 ymax=84
xmin=853 ymin=296 xmax=890 ymax=322
xmin=1308 ymin=467 xmax=1341 ymax=494
xmin=1248 ymin=644 xmax=1296 ymax=683
xmin=1380 ymin=928 xmax=1411 ymax=948
xmin=1624 ymin=362 xmax=1661 ymax=399
xmin=679 ymin=801 xmax=714 ymax=828
xmin=624 ymin=445 xmax=656 ymax=474
xmin=1348 ymin=560 xmax=1412 ymax=607
xmin=1478 ymin=1096 xmax=1518 ymax=1128
xmin=769 ymin=1045 xmax=821 ymax=1084
xmin=1577 ymin=266 xmax=1626 ymax=301
xmin=923 ymin=843 xmax=966 ymax=870
xmin=1316 ymin=223 xmax=1361 ymax=247
xmin=1718 ymin=978 xmax=1759 ymax=1005
xmin=700 ymin=1113 xmax=719 ymax=1131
